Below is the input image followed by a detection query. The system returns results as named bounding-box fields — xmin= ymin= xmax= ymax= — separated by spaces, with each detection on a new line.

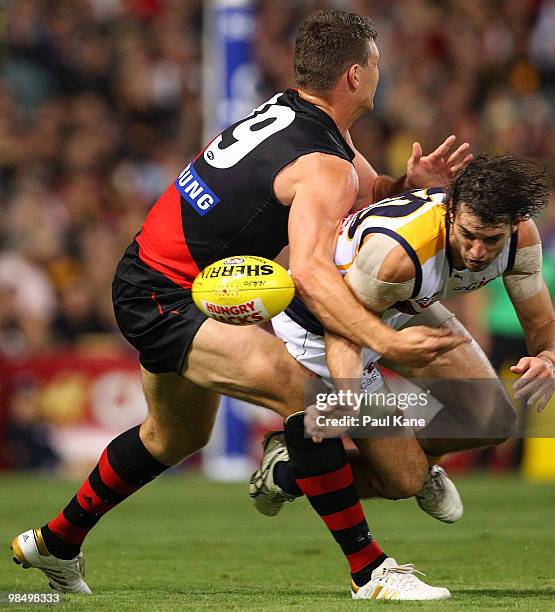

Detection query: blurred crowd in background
xmin=1 ymin=0 xmax=554 ymax=356
xmin=0 ymin=0 xmax=554 ymax=469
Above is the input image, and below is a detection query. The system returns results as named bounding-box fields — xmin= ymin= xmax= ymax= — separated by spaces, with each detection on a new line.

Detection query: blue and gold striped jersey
xmin=286 ymin=188 xmax=517 ymax=334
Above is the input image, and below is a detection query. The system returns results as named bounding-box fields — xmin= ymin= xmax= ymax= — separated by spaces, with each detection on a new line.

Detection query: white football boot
xmin=11 ymin=528 xmax=91 ymax=594
xmin=249 ymin=431 xmax=297 ymax=516
xmin=351 ymin=557 xmax=451 ymax=601
xmin=415 ymin=465 xmax=464 ymax=523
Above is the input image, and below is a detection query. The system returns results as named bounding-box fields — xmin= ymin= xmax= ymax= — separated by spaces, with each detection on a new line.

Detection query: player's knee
xmin=458 ymin=381 xmax=517 ymax=441
xmin=251 ymin=354 xmax=308 ymax=414
xmin=479 ymin=404 xmax=517 ymax=446
xmin=379 ymin=459 xmax=428 ymax=500
xmin=381 ymin=471 xmax=426 ymax=500
xmin=501 ymin=398 xmax=518 ymax=438
xmin=481 ymin=395 xmax=517 ymax=442
xmin=464 ymin=394 xmax=517 ymax=449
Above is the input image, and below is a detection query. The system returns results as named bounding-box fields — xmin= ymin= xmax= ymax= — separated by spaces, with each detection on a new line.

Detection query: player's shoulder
xmin=516 ymin=218 xmax=541 ymax=249
xmin=356 ymin=233 xmax=416 ymax=283
xmin=294 ymin=151 xmax=354 ymax=173
xmin=275 ymin=152 xmax=357 ymax=209
xmin=378 ymin=244 xmax=416 ymax=283
xmin=284 ymin=152 xmax=357 ymax=192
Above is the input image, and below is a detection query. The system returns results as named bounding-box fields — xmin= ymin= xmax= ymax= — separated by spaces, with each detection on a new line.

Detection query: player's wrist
xmin=401 ymin=173 xmax=416 ymax=190
xmin=368 ymin=325 xmax=395 ymax=355
xmin=537 ymin=351 xmax=555 ymax=368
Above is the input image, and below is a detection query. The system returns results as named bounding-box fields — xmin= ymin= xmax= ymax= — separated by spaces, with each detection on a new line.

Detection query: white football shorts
xmin=272 ymin=302 xmax=454 ymax=389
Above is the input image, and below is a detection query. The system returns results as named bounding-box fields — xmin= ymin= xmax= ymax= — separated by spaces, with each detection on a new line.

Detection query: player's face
xmin=357 ymin=41 xmax=380 ymax=111
xmin=451 ymin=206 xmax=513 ymax=271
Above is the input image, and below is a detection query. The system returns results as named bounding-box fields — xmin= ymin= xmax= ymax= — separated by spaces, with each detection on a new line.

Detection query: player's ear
xmin=346 ymin=64 xmax=359 ymax=91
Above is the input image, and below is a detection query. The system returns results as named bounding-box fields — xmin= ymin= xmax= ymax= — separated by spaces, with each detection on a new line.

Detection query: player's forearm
xmin=371 ymin=174 xmax=412 ymax=202
xmin=291 ymin=259 xmax=393 ymax=352
xmin=324 ymin=331 xmax=364 ymax=418
xmin=325 ymin=330 xmax=364 ymax=382
xmin=512 ymin=282 xmax=555 ymax=362
xmin=524 ymin=320 xmax=555 ymax=363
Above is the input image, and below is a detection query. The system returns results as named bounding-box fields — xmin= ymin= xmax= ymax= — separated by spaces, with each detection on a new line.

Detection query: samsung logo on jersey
xmin=175 ymin=164 xmax=220 ymax=216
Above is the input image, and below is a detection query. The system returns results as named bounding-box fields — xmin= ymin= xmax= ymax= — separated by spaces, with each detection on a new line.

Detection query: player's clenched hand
xmin=406 ymin=135 xmax=473 ymax=189
xmin=381 ymin=325 xmax=469 ymax=368
xmin=304 ymin=398 xmax=358 ymax=443
xmin=511 ymin=356 xmax=555 ymax=412
xmin=304 ymin=404 xmax=347 ymax=443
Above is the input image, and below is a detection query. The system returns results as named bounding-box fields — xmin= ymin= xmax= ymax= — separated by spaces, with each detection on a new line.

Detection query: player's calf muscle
xmin=353 ymin=437 xmax=429 ymax=499
xmin=139 ymin=369 xmax=220 ymax=464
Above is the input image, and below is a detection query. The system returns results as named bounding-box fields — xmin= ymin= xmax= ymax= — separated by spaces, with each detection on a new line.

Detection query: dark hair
xmin=294 ymin=9 xmax=378 ymax=93
xmin=445 ymin=154 xmax=551 ymax=226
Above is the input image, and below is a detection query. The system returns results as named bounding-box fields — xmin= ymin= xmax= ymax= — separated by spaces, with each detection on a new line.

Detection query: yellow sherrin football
xmin=192 ymin=256 xmax=295 ymax=325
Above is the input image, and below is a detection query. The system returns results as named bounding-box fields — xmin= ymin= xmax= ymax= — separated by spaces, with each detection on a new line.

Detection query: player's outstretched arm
xmin=505 ymin=220 xmax=555 ymax=412
xmin=345 ymin=132 xmax=472 ymax=209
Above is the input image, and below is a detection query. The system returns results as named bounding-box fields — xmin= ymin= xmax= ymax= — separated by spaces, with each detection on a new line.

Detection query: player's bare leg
xmin=349 ymin=437 xmax=429 ymax=500
xmin=14 ymin=319 xmax=407 ymax=594
xmin=340 ymin=310 xmax=514 ymax=520
xmin=253 ymin=307 xmax=513 ymax=523
xmin=382 ymin=312 xmax=517 ymax=456
xmin=139 ymin=369 xmax=220 ymax=464
xmin=182 ymin=320 xmax=313 ymax=416
xmin=11 ymin=321 xmax=312 ymax=593
xmin=19 ymin=319 xmax=400 ymax=596
xmin=334 ymin=318 xmax=515 ymax=519
xmin=376 ymin=308 xmax=516 ymax=521
xmin=192 ymin=322 xmax=401 ymax=588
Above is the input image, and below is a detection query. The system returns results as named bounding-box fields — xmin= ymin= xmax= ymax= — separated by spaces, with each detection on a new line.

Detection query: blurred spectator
xmin=0 ymin=0 xmax=553 ymax=361
xmin=3 ymin=379 xmax=60 ymax=471
xmin=0 ymin=252 xmax=55 ymax=355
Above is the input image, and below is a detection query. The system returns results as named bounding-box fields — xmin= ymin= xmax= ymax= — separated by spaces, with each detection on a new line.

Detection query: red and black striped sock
xmin=41 ymin=425 xmax=168 ymax=560
xmin=284 ymin=413 xmax=386 ymax=587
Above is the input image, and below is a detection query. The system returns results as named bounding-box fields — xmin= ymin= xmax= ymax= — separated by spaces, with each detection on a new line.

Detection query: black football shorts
xmin=112 ymin=241 xmax=207 ymax=374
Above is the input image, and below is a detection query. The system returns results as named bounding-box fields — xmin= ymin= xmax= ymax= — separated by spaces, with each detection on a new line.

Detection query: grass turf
xmin=0 ymin=472 xmax=554 ymax=610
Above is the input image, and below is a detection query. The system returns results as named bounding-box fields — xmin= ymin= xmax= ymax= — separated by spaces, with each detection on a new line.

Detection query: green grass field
xmin=0 ymin=472 xmax=554 ymax=610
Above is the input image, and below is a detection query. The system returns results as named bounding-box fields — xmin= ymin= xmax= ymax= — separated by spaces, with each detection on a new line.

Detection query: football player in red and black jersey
xmin=12 ymin=9 xmax=472 ymax=599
